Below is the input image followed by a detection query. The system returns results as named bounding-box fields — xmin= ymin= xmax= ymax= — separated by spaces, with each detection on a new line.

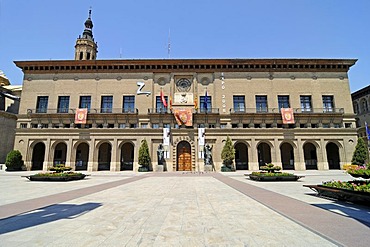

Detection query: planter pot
xmin=248 ymin=174 xmax=303 ymax=181
xmin=24 ymin=173 xmax=87 ymax=182
xmin=347 ymin=173 xmax=370 ymax=179
xmin=303 ymin=184 xmax=370 ymax=204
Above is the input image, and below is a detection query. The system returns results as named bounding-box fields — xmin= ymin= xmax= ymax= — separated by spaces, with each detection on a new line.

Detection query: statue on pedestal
xmin=157 ymin=143 xmax=165 ymax=165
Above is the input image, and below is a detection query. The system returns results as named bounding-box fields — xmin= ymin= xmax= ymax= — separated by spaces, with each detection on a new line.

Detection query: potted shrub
xmin=221 ymin=136 xmax=236 ymax=172
xmin=24 ymin=164 xmax=87 ymax=181
xmin=138 ymin=139 xmax=151 ymax=172
xmin=5 ymin=150 xmax=24 ymax=171
xmin=247 ymin=163 xmax=303 ymax=181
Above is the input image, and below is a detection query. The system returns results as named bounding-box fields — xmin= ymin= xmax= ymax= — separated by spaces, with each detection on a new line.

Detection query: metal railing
xmin=27 ymin=108 xmax=139 ymax=114
xmin=229 ymin=108 xmax=344 ymax=114
xmin=196 ymin=108 xmax=219 ymax=114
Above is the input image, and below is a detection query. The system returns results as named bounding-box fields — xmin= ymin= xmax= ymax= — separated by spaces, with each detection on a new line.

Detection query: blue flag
xmin=366 ymin=122 xmax=370 ymax=140
xmin=203 ymin=91 xmax=208 ymax=111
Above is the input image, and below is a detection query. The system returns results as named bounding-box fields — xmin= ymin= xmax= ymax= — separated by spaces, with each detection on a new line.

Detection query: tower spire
xmin=74 ymin=9 xmax=98 ymax=60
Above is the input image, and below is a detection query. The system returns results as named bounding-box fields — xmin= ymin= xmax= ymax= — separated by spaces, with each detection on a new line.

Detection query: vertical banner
xmin=198 ymin=128 xmax=205 ymax=146
xmin=281 ymin=108 xmax=295 ymax=124
xmin=75 ymin=108 xmax=88 ymax=124
xmin=163 ymin=127 xmax=170 ymax=146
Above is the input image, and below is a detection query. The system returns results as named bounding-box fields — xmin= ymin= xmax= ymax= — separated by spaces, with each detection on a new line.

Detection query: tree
xmin=351 ymin=137 xmax=368 ymax=166
xmin=221 ymin=136 xmax=235 ymax=169
xmin=5 ymin=150 xmax=24 ymax=171
xmin=138 ymin=139 xmax=151 ymax=171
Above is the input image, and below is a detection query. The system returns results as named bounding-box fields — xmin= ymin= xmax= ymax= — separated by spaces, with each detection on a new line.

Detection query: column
xmin=295 ymin=138 xmax=305 ymax=171
xmin=110 ymin=138 xmax=119 ymax=171
xmin=319 ymin=138 xmax=328 ymax=170
xmin=43 ymin=138 xmax=52 ymax=171
xmin=274 ymin=138 xmax=281 ymax=167
xmin=249 ymin=138 xmax=259 ymax=170
xmin=66 ymin=138 xmax=73 ymax=169
xmin=88 ymin=138 xmax=96 ymax=171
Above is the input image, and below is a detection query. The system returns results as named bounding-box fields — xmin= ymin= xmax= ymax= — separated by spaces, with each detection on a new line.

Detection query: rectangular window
xmin=141 ymin=123 xmax=148 ymax=128
xmin=101 ymin=96 xmax=113 ymax=113
xmin=57 ymin=96 xmax=70 ymax=113
xmin=278 ymin=95 xmax=290 ymax=109
xmin=123 ymin=96 xmax=135 ymax=113
xmin=300 ymin=96 xmax=312 ymax=112
xmin=156 ymin=96 xmax=168 ymax=113
xmin=119 ymin=123 xmax=126 ymax=129
xmin=256 ymin=96 xmax=268 ymax=112
xmin=200 ymin=96 xmax=212 ymax=113
xmin=322 ymin=95 xmax=334 ymax=112
xmin=79 ymin=96 xmax=91 ymax=112
xmin=36 ymin=96 xmax=48 ymax=113
xmin=152 ymin=123 xmax=159 ymax=129
xmin=233 ymin=96 xmax=245 ymax=112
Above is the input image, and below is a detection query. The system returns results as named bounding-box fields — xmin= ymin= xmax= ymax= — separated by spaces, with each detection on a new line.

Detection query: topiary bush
xmin=138 ymin=139 xmax=151 ymax=172
xmin=5 ymin=150 xmax=24 ymax=171
xmin=351 ymin=138 xmax=368 ymax=166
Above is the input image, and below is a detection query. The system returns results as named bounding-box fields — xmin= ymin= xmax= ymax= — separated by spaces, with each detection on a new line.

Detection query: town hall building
xmin=13 ymin=11 xmax=358 ymax=172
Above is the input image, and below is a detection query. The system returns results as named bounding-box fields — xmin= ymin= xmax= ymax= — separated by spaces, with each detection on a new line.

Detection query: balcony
xmin=195 ymin=108 xmax=219 ymax=114
xmin=27 ymin=108 xmax=139 ymax=114
xmin=229 ymin=108 xmax=344 ymax=114
xmin=148 ymin=108 xmax=171 ymax=114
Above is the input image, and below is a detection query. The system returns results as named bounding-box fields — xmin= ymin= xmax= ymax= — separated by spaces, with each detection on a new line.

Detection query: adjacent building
xmin=0 ymin=71 xmax=21 ymax=164
xmin=13 ymin=12 xmax=358 ymax=172
xmin=352 ymin=85 xmax=370 ymax=141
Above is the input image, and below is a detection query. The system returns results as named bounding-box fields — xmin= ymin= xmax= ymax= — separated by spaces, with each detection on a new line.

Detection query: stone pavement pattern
xmin=0 ymin=171 xmax=369 ymax=246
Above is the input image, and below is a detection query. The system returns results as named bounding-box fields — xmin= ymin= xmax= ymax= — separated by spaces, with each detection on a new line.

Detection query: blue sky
xmin=0 ymin=0 xmax=369 ymax=92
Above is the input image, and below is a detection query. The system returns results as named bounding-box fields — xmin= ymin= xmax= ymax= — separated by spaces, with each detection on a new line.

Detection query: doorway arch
xmin=177 ymin=141 xmax=191 ymax=171
xmin=280 ymin=142 xmax=294 ymax=170
xmin=257 ymin=142 xmax=271 ymax=168
xmin=76 ymin=142 xmax=89 ymax=171
xmin=326 ymin=142 xmax=340 ymax=169
xmin=98 ymin=142 xmax=112 ymax=171
xmin=32 ymin=142 xmax=45 ymax=170
xmin=120 ymin=142 xmax=134 ymax=170
xmin=53 ymin=142 xmax=67 ymax=166
xmin=235 ymin=142 xmax=248 ymax=170
xmin=304 ymin=142 xmax=318 ymax=170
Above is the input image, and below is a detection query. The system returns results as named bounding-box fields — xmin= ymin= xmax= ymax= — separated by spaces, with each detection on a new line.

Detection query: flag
xmin=75 ymin=108 xmax=88 ymax=124
xmin=281 ymin=108 xmax=295 ymax=124
xmin=160 ymin=89 xmax=167 ymax=107
xmin=203 ymin=90 xmax=208 ymax=111
xmin=366 ymin=122 xmax=370 ymax=140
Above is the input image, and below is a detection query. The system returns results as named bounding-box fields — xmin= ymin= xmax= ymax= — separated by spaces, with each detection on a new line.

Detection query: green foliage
xmin=49 ymin=164 xmax=72 ymax=173
xmin=138 ymin=139 xmax=151 ymax=170
xmin=5 ymin=150 xmax=24 ymax=171
xmin=251 ymin=171 xmax=295 ymax=177
xmin=221 ymin=136 xmax=235 ymax=169
xmin=351 ymin=138 xmax=368 ymax=166
xmin=322 ymin=180 xmax=370 ymax=193
xmin=260 ymin=163 xmax=282 ymax=173
xmin=221 ymin=166 xmax=235 ymax=172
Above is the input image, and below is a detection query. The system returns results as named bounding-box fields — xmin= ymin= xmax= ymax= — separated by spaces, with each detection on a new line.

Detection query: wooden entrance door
xmin=177 ymin=141 xmax=191 ymax=171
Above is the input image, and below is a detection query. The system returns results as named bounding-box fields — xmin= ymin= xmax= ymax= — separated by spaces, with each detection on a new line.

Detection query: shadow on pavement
xmin=311 ymin=202 xmax=370 ymax=228
xmin=0 ymin=202 xmax=102 ymax=234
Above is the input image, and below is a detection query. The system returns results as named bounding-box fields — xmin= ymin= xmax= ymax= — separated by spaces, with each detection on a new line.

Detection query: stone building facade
xmin=352 ymin=85 xmax=370 ymax=141
xmin=13 ymin=12 xmax=358 ymax=172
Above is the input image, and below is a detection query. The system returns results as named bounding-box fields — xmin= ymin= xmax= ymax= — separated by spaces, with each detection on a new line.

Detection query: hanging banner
xmin=75 ymin=108 xmax=88 ymax=124
xmin=281 ymin=108 xmax=295 ymax=124
xmin=163 ymin=127 xmax=170 ymax=146
xmin=174 ymin=108 xmax=193 ymax=126
xmin=198 ymin=128 xmax=205 ymax=146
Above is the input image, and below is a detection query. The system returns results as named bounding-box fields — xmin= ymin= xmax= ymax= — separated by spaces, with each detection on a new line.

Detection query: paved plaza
xmin=0 ymin=170 xmax=369 ymax=246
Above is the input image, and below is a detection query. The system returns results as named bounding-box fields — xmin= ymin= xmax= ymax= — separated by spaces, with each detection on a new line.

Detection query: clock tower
xmin=74 ymin=9 xmax=98 ymax=60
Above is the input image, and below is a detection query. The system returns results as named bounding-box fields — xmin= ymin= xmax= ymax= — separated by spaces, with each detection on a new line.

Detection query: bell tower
xmin=74 ymin=9 xmax=98 ymax=60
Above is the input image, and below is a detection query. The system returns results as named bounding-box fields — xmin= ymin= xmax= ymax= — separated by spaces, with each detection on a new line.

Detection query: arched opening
xmin=235 ymin=142 xmax=248 ymax=170
xmin=121 ymin=142 xmax=134 ymax=170
xmin=326 ymin=142 xmax=340 ymax=169
xmin=257 ymin=142 xmax=271 ymax=168
xmin=76 ymin=143 xmax=89 ymax=171
xmin=177 ymin=141 xmax=191 ymax=171
xmin=53 ymin=142 xmax=67 ymax=166
xmin=280 ymin=143 xmax=294 ymax=170
xmin=32 ymin=142 xmax=45 ymax=170
xmin=98 ymin=142 xmax=111 ymax=171
xmin=304 ymin=143 xmax=318 ymax=170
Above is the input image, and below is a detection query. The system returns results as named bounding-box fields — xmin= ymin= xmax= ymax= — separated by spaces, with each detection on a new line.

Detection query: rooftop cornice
xmin=14 ymin=58 xmax=357 ymax=74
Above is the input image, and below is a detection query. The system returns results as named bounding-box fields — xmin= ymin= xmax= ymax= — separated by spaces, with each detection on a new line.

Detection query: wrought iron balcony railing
xmin=27 ymin=108 xmax=139 ymax=114
xmin=229 ymin=108 xmax=344 ymax=114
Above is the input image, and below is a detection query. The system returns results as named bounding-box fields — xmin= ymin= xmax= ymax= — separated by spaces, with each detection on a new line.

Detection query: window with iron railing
xmin=200 ymin=96 xmax=212 ymax=113
xmin=322 ymin=95 xmax=334 ymax=112
xmin=278 ymin=95 xmax=290 ymax=109
xmin=101 ymin=96 xmax=113 ymax=113
xmin=57 ymin=96 xmax=70 ymax=113
xmin=123 ymin=96 xmax=135 ymax=113
xmin=300 ymin=95 xmax=312 ymax=112
xmin=156 ymin=96 xmax=168 ymax=113
xmin=79 ymin=96 xmax=91 ymax=112
xmin=256 ymin=95 xmax=268 ymax=112
xmin=36 ymin=96 xmax=48 ymax=113
xmin=233 ymin=95 xmax=245 ymax=112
